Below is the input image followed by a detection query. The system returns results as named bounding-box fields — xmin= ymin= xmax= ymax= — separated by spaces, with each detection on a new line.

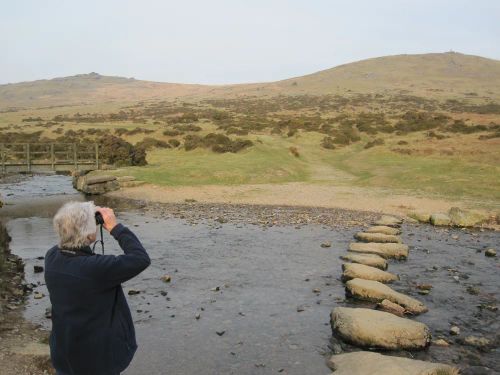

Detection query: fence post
xmin=95 ymin=143 xmax=99 ymax=170
xmin=26 ymin=143 xmax=31 ymax=173
xmin=73 ymin=143 xmax=78 ymax=170
xmin=1 ymin=143 xmax=5 ymax=174
xmin=51 ymin=143 xmax=55 ymax=170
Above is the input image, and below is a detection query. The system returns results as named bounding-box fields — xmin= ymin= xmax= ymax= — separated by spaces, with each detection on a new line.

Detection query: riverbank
xmin=0 ymin=219 xmax=53 ymax=375
xmin=107 ymin=182 xmax=500 ymax=230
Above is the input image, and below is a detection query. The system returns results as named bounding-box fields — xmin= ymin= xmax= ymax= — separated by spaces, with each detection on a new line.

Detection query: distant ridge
xmin=1 ymin=52 xmax=499 ymax=108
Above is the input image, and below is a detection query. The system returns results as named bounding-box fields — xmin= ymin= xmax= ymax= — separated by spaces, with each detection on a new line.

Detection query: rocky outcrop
xmin=448 ymin=207 xmax=487 ymax=227
xmin=345 ymin=278 xmax=428 ymax=314
xmin=328 ymin=351 xmax=458 ymax=375
xmin=430 ymin=213 xmax=451 ymax=226
xmin=339 ymin=253 xmax=388 ymax=270
xmin=330 ymin=307 xmax=431 ymax=350
xmin=342 ymin=263 xmax=398 ymax=283
xmin=364 ymin=225 xmax=401 ymax=235
xmin=354 ymin=232 xmax=402 ymax=243
xmin=348 ymin=242 xmax=409 ymax=260
xmin=373 ymin=215 xmax=402 ymax=227
xmin=73 ymin=173 xmax=119 ymax=195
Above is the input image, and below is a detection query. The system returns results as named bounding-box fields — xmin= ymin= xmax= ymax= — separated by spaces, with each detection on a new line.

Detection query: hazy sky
xmin=1 ymin=0 xmax=499 ymax=85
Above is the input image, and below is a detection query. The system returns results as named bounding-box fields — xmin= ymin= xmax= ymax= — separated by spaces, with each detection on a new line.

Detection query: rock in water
xmin=485 ymin=248 xmax=496 ymax=257
xmin=448 ymin=207 xmax=487 ymax=227
xmin=354 ymin=232 xmax=402 ymax=243
xmin=328 ymin=351 xmax=458 ymax=375
xmin=348 ymin=242 xmax=409 ymax=260
xmin=330 ymin=307 xmax=431 ymax=350
xmin=339 ymin=253 xmax=388 ymax=270
xmin=407 ymin=211 xmax=431 ymax=223
xmin=345 ymin=278 xmax=428 ymax=314
xmin=342 ymin=263 xmax=398 ymax=283
xmin=364 ymin=226 xmax=401 ymax=235
xmin=373 ymin=215 xmax=403 ymax=227
xmin=430 ymin=213 xmax=451 ymax=226
xmin=377 ymin=299 xmax=406 ymax=317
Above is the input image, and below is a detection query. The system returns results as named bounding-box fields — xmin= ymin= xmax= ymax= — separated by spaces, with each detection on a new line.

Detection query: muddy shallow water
xmin=1 ymin=175 xmax=499 ymax=374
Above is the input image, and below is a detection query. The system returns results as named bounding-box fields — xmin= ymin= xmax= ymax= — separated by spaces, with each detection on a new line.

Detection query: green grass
xmin=103 ymin=138 xmax=310 ymax=186
xmin=324 ymin=145 xmax=500 ymax=201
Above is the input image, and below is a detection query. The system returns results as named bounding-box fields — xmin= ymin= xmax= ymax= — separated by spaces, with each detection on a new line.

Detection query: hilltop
xmin=1 ymin=52 xmax=499 ymax=109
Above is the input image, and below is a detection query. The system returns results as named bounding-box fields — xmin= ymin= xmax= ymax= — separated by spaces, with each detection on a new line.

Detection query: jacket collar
xmin=59 ymin=246 xmax=94 ymax=257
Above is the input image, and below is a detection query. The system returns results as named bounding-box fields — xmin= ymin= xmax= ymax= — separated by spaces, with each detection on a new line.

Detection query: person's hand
xmin=95 ymin=206 xmax=118 ymax=232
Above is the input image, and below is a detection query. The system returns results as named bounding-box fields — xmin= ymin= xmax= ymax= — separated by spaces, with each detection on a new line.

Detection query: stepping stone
xmin=339 ymin=253 xmax=388 ymax=270
xmin=364 ymin=225 xmax=401 ymax=235
xmin=328 ymin=351 xmax=458 ymax=375
xmin=349 ymin=242 xmax=409 ymax=260
xmin=354 ymin=232 xmax=402 ymax=243
xmin=377 ymin=299 xmax=406 ymax=317
xmin=345 ymin=278 xmax=428 ymax=314
xmin=330 ymin=307 xmax=431 ymax=350
xmin=374 ymin=215 xmax=402 ymax=227
xmin=342 ymin=263 xmax=398 ymax=283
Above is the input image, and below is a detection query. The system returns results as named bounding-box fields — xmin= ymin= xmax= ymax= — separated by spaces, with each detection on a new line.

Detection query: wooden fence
xmin=0 ymin=143 xmax=99 ymax=174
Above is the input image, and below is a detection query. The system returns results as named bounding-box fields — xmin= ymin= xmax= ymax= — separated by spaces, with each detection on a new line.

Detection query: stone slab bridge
xmin=0 ymin=143 xmax=99 ymax=174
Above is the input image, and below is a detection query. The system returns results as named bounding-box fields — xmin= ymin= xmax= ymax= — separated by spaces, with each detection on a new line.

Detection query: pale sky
xmin=1 ymin=0 xmax=499 ymax=85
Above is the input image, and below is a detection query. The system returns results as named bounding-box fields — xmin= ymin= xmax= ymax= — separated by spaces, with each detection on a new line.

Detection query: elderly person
xmin=45 ymin=201 xmax=150 ymax=375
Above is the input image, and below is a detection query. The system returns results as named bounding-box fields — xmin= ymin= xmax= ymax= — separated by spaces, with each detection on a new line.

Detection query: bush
xmin=168 ymin=139 xmax=180 ymax=148
xmin=289 ymin=146 xmax=300 ymax=157
xmin=135 ymin=137 xmax=170 ymax=151
xmin=364 ymin=138 xmax=385 ymax=149
xmin=321 ymin=137 xmax=336 ymax=150
xmin=163 ymin=129 xmax=184 ymax=136
xmin=97 ymin=135 xmax=147 ymax=166
xmin=183 ymin=133 xmax=253 ymax=153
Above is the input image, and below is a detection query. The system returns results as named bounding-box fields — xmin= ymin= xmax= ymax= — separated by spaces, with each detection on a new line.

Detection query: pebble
xmin=450 ymin=326 xmax=460 ymax=335
xmin=195 ymin=313 xmax=201 ymax=320
xmin=34 ymin=265 xmax=44 ymax=273
xmin=485 ymin=248 xmax=496 ymax=257
xmin=433 ymin=338 xmax=450 ymax=347
xmin=161 ymin=275 xmax=172 ymax=283
xmin=33 ymin=292 xmax=44 ymax=299
xmin=216 ymin=330 xmax=225 ymax=336
xmin=128 ymin=289 xmax=140 ymax=295
xmin=320 ymin=241 xmax=332 ymax=248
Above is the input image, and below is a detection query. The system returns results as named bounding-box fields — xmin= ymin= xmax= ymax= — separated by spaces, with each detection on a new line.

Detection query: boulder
xmin=339 ymin=253 xmax=388 ymax=270
xmin=374 ymin=215 xmax=402 ymax=227
xmin=377 ymin=299 xmax=406 ymax=317
xmin=430 ymin=213 xmax=451 ymax=226
xmin=348 ymin=242 xmax=409 ymax=260
xmin=330 ymin=307 xmax=431 ymax=350
xmin=345 ymin=278 xmax=428 ymax=314
xmin=364 ymin=225 xmax=401 ymax=235
xmin=342 ymin=263 xmax=398 ymax=283
xmin=74 ymin=175 xmax=120 ymax=195
xmin=328 ymin=351 xmax=458 ymax=375
xmin=85 ymin=175 xmax=117 ymax=185
xmin=354 ymin=232 xmax=402 ymax=243
xmin=448 ymin=207 xmax=487 ymax=227
xmin=407 ymin=211 xmax=431 ymax=223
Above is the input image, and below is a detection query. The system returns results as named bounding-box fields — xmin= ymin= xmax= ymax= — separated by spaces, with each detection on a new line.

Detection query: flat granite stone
xmin=345 ymin=278 xmax=428 ymax=314
xmin=354 ymin=232 xmax=402 ymax=243
xmin=328 ymin=351 xmax=458 ymax=375
xmin=348 ymin=242 xmax=409 ymax=260
xmin=364 ymin=225 xmax=402 ymax=235
xmin=331 ymin=307 xmax=431 ymax=350
xmin=339 ymin=253 xmax=388 ymax=270
xmin=342 ymin=263 xmax=398 ymax=283
xmin=373 ymin=215 xmax=403 ymax=227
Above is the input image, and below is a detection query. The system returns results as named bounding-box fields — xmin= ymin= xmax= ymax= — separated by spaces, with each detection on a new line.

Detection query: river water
xmin=0 ymin=175 xmax=499 ymax=374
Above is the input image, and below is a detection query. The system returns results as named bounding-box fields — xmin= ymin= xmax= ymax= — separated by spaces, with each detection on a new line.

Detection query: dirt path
xmin=108 ymin=182 xmax=476 ymax=218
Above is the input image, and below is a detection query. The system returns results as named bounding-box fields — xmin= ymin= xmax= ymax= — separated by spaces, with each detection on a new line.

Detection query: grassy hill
xmin=1 ymin=52 xmax=499 ymax=212
xmin=1 ymin=52 xmax=499 ymax=109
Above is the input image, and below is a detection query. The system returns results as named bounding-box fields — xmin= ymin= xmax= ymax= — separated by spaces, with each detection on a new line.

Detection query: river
xmin=0 ymin=174 xmax=499 ymax=374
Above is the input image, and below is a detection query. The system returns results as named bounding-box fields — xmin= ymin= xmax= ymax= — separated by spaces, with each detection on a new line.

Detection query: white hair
xmin=53 ymin=201 xmax=97 ymax=249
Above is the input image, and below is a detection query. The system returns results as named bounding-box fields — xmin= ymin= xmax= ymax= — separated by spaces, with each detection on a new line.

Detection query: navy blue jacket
xmin=45 ymin=224 xmax=151 ymax=375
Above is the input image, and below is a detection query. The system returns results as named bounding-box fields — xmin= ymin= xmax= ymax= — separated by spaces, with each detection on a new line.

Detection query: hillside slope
xmin=1 ymin=52 xmax=499 ymax=109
